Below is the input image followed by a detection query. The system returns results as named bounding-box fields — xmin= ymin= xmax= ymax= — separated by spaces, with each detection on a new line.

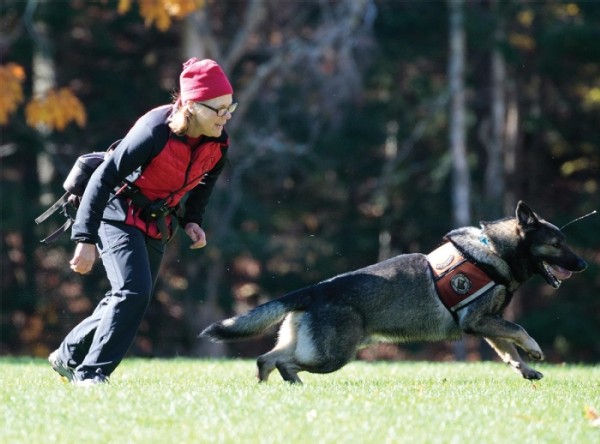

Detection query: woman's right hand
xmin=70 ymin=242 xmax=97 ymax=274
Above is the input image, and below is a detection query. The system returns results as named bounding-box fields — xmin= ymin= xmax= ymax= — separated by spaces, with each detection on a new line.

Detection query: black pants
xmin=58 ymin=221 xmax=165 ymax=380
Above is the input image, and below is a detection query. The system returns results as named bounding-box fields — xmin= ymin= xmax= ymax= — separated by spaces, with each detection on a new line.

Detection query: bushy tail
xmin=199 ymin=289 xmax=311 ymax=342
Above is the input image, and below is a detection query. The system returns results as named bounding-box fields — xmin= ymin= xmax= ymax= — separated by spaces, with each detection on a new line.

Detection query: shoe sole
xmin=48 ymin=352 xmax=75 ymax=382
xmin=73 ymin=379 xmax=108 ymax=387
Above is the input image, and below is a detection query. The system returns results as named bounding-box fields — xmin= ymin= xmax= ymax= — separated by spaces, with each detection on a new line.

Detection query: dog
xmin=200 ymin=201 xmax=587 ymax=383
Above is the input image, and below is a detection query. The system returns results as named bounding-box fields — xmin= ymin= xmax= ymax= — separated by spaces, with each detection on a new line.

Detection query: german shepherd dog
xmin=201 ymin=202 xmax=587 ymax=383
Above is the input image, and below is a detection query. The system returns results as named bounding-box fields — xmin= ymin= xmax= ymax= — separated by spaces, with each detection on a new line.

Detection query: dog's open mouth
xmin=541 ymin=262 xmax=573 ymax=288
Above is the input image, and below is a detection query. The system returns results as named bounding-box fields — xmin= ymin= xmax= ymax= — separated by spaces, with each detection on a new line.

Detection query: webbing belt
xmin=121 ymin=184 xmax=179 ymax=244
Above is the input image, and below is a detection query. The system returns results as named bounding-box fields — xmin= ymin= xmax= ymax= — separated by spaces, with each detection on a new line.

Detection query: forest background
xmin=1 ymin=0 xmax=599 ymax=364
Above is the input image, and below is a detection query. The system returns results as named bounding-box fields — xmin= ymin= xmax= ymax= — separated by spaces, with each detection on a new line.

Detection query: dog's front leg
xmin=484 ymin=337 xmax=544 ymax=380
xmin=459 ymin=313 xmax=544 ymax=361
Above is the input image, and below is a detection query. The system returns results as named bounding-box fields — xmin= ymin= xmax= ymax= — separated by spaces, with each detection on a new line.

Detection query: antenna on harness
xmin=560 ymin=210 xmax=597 ymax=230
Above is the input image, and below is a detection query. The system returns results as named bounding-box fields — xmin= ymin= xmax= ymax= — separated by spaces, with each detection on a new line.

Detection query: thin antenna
xmin=561 ymin=210 xmax=597 ymax=230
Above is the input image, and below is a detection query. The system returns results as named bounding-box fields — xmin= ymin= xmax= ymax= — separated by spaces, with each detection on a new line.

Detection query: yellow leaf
xmin=509 ymin=32 xmax=536 ymax=51
xmin=585 ymin=406 xmax=600 ymax=427
xmin=25 ymin=87 xmax=86 ymax=132
xmin=165 ymin=0 xmax=204 ymax=18
xmin=118 ymin=0 xmax=132 ymax=14
xmin=123 ymin=0 xmax=204 ymax=32
xmin=517 ymin=10 xmax=535 ymax=28
xmin=0 ymin=63 xmax=27 ymax=125
xmin=138 ymin=0 xmax=169 ymax=31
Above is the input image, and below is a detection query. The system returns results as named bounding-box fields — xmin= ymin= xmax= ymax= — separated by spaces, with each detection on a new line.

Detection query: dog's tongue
xmin=549 ymin=265 xmax=572 ymax=280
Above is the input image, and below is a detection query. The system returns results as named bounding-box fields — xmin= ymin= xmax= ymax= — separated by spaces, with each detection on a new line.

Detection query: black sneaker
xmin=48 ymin=350 xmax=75 ymax=382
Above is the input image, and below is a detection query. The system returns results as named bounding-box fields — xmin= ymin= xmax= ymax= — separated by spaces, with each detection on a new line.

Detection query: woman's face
xmin=186 ymin=94 xmax=234 ymax=138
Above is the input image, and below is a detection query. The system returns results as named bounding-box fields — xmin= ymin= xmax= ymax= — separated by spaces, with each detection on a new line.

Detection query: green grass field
xmin=1 ymin=358 xmax=598 ymax=444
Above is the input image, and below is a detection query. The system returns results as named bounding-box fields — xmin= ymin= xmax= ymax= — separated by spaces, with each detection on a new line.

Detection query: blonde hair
xmin=168 ymin=96 xmax=192 ymax=136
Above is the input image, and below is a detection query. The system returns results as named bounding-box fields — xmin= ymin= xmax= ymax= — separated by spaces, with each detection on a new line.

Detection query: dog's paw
xmin=528 ymin=349 xmax=545 ymax=361
xmin=522 ymin=368 xmax=544 ymax=380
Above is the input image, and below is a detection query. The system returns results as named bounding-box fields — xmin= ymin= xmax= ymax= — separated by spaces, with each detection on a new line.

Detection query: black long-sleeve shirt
xmin=71 ymin=105 xmax=228 ymax=244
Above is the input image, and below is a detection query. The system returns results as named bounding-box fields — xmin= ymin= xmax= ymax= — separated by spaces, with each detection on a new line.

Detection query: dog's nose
xmin=576 ymin=257 xmax=587 ymax=272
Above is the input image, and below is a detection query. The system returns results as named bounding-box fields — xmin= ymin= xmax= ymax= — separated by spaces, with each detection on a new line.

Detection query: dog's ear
xmin=516 ymin=201 xmax=539 ymax=230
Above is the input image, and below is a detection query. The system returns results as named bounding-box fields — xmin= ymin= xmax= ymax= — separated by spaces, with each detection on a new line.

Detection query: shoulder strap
xmin=35 ymin=192 xmax=71 ymax=225
xmin=35 ymin=192 xmax=76 ymax=244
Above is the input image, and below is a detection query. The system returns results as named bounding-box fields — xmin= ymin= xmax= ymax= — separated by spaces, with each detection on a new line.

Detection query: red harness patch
xmin=427 ymin=242 xmax=496 ymax=313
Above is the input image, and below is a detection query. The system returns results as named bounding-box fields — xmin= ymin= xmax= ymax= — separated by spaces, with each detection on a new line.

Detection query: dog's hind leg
xmin=256 ymin=313 xmax=304 ymax=383
xmin=485 ymin=337 xmax=544 ymax=380
xmin=256 ymin=352 xmax=278 ymax=382
xmin=297 ymin=306 xmax=365 ymax=375
xmin=257 ymin=351 xmax=303 ymax=383
xmin=276 ymin=362 xmax=303 ymax=384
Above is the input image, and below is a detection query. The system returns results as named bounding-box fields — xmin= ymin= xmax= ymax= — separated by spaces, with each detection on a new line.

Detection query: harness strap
xmin=35 ymin=192 xmax=71 ymax=225
xmin=36 ymin=193 xmax=76 ymax=244
xmin=120 ymin=184 xmax=179 ymax=244
xmin=40 ymin=218 xmax=73 ymax=244
xmin=427 ymin=242 xmax=496 ymax=316
xmin=145 ymin=202 xmax=178 ymax=244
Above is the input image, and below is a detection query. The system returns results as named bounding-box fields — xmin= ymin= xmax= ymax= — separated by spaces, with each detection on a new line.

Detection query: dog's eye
xmin=550 ymin=242 xmax=561 ymax=249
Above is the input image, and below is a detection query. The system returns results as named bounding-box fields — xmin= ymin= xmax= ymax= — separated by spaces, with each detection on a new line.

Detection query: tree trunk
xmin=503 ymin=80 xmax=520 ymax=215
xmin=28 ymin=21 xmax=55 ymax=309
xmin=180 ymin=13 xmax=225 ymax=356
xmin=485 ymin=0 xmax=506 ymax=219
xmin=448 ymin=0 xmax=470 ymax=229
xmin=447 ymin=0 xmax=469 ymax=361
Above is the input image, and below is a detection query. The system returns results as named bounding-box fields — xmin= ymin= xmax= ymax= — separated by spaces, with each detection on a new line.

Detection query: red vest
xmin=124 ymin=136 xmax=225 ymax=239
xmin=427 ymin=242 xmax=496 ymax=313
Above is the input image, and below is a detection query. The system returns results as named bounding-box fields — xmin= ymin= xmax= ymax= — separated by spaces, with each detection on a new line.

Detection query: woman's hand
xmin=184 ymin=222 xmax=207 ymax=249
xmin=70 ymin=242 xmax=97 ymax=274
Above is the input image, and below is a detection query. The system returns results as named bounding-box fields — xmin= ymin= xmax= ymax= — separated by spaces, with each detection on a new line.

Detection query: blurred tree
xmin=172 ymin=0 xmax=379 ymax=356
xmin=117 ymin=0 xmax=204 ymax=32
xmin=484 ymin=0 xmax=506 ymax=219
xmin=448 ymin=0 xmax=469 ymax=361
xmin=0 ymin=0 xmax=598 ymax=362
xmin=448 ymin=0 xmax=470 ymax=230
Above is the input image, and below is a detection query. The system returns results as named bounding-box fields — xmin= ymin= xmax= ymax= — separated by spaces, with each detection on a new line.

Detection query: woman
xmin=49 ymin=58 xmax=236 ymax=385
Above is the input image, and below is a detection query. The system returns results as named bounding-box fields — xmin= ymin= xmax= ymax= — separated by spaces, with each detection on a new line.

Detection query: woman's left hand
xmin=184 ymin=222 xmax=207 ymax=249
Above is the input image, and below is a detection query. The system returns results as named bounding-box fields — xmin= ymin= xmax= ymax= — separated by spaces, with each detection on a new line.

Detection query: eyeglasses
xmin=196 ymin=102 xmax=238 ymax=117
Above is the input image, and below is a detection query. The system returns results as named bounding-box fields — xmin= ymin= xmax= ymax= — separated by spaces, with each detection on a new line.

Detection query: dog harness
xmin=427 ymin=242 xmax=496 ymax=315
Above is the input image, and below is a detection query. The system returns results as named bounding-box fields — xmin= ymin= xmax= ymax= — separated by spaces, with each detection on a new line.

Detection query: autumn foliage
xmin=0 ymin=63 xmax=26 ymax=125
xmin=1 ymin=1 xmax=201 ymax=131
xmin=25 ymin=88 xmax=87 ymax=132
xmin=0 ymin=63 xmax=86 ymax=131
xmin=118 ymin=0 xmax=204 ymax=31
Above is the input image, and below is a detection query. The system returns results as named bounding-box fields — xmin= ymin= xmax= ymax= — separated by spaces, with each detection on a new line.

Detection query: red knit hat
xmin=179 ymin=58 xmax=233 ymax=104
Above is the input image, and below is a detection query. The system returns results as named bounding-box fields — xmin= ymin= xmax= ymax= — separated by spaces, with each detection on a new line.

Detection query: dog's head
xmin=516 ymin=201 xmax=587 ymax=288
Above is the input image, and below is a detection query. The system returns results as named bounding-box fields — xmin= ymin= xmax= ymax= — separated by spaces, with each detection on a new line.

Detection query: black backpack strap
xmin=35 ymin=192 xmax=71 ymax=224
xmin=40 ymin=218 xmax=73 ymax=244
xmin=37 ymin=193 xmax=78 ymax=244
